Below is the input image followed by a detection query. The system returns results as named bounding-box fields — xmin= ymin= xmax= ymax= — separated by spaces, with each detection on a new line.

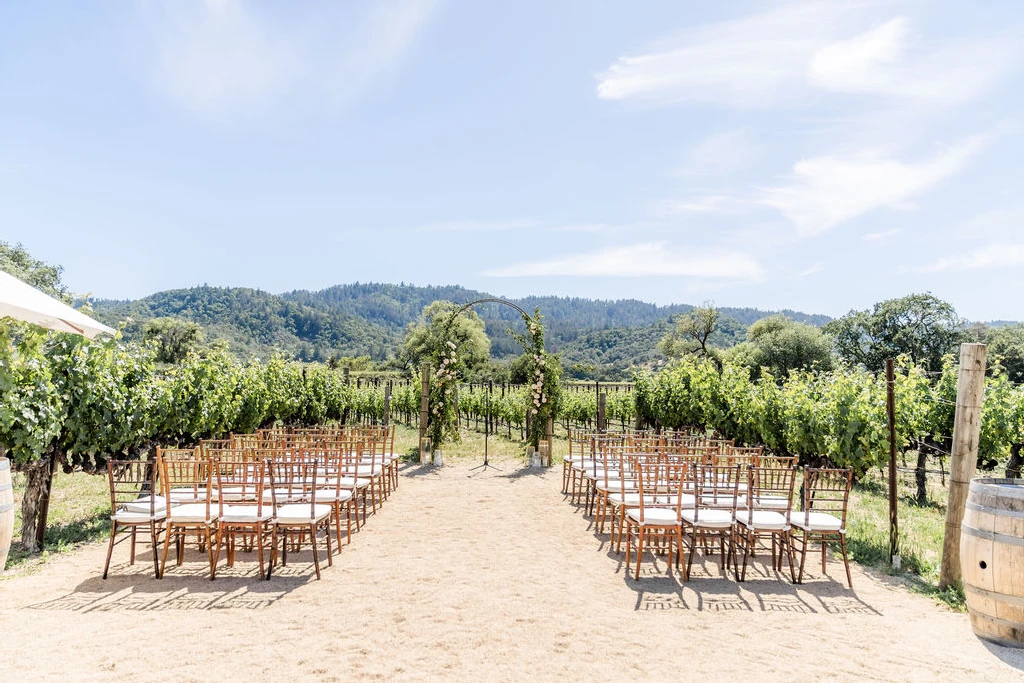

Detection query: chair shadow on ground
xmin=596 ymin=524 xmax=883 ymax=616
xmin=27 ymin=546 xmax=319 ymax=613
xmin=497 ymin=463 xmax=544 ymax=480
xmin=399 ymin=461 xmax=440 ymax=478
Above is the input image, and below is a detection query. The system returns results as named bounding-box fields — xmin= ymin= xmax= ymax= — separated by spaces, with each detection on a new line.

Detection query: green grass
xmin=845 ymin=468 xmax=965 ymax=611
xmin=393 ymin=423 xmax=543 ymax=463
xmin=5 ymin=468 xmax=111 ymax=574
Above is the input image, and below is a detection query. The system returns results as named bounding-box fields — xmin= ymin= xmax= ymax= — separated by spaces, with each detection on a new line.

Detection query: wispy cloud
xmin=796 ymin=262 xmax=824 ymax=278
xmin=682 ymin=130 xmax=759 ymax=176
xmin=596 ymin=4 xmax=1009 ymax=109
xmin=807 ymin=17 xmax=1011 ymax=105
xmin=415 ymin=219 xmax=539 ymax=233
xmin=657 ymin=195 xmax=745 ymax=215
xmin=145 ymin=0 xmax=437 ymax=117
xmin=862 ymin=228 xmax=902 ymax=243
xmin=913 ymin=244 xmax=1024 ymax=273
xmin=758 ymin=134 xmax=991 ymax=236
xmin=482 ymin=242 xmax=764 ymax=280
xmin=595 ymin=3 xmax=856 ymax=107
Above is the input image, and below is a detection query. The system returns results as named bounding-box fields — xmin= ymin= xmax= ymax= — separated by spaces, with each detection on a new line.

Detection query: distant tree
xmin=973 ymin=323 xmax=1024 ymax=383
xmin=143 ymin=317 xmax=205 ymax=364
xmin=327 ymin=354 xmax=375 ymax=371
xmin=659 ymin=302 xmax=724 ymax=371
xmin=825 ymin=293 xmax=966 ymax=372
xmin=398 ymin=301 xmax=490 ymax=373
xmin=0 ymin=241 xmax=70 ymax=302
xmin=731 ymin=315 xmax=833 ymax=378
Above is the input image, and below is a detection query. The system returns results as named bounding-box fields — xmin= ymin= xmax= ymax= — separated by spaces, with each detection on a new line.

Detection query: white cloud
xmin=914 ymin=244 xmax=1024 ymax=273
xmin=482 ymin=242 xmax=764 ymax=280
xmin=683 ymin=130 xmax=759 ymax=176
xmin=808 ymin=17 xmax=1011 ymax=105
xmin=863 ymin=228 xmax=902 ymax=243
xmin=146 ymin=0 xmax=436 ymax=117
xmin=758 ymin=134 xmax=990 ymax=236
xmin=596 ymin=3 xmax=857 ymax=107
xmin=796 ymin=262 xmax=824 ymax=278
xmin=416 ymin=219 xmax=539 ymax=233
xmin=597 ymin=5 xmax=1009 ymax=109
xmin=657 ymin=195 xmax=744 ymax=215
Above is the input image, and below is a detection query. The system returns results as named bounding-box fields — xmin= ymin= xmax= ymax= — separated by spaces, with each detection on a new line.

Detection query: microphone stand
xmin=470 ymin=380 xmax=501 ymax=472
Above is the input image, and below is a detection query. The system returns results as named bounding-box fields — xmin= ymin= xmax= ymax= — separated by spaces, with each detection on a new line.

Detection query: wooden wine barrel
xmin=0 ymin=457 xmax=14 ymax=574
xmin=961 ymin=477 xmax=1024 ymax=647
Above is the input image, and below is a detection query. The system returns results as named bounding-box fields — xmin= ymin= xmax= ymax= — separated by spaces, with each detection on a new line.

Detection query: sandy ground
xmin=2 ymin=457 xmax=1023 ymax=682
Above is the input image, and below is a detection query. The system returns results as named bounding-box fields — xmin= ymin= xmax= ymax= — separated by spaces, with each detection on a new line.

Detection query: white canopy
xmin=0 ymin=269 xmax=114 ymax=339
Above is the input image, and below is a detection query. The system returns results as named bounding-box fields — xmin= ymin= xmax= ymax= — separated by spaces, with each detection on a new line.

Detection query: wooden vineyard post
xmin=940 ymin=343 xmax=988 ymax=590
xmin=383 ymin=383 xmax=392 ymax=427
xmin=419 ymin=364 xmax=431 ymax=465
xmin=597 ymin=392 xmax=607 ymax=433
xmin=885 ymin=359 xmax=899 ymax=569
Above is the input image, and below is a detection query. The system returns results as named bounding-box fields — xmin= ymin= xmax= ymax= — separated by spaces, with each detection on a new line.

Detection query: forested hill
xmin=93 ymin=282 xmax=831 ymax=371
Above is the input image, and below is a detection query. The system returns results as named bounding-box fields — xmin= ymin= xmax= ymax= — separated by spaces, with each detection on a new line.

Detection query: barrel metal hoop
xmin=962 ymin=524 xmax=1024 ymax=547
xmin=966 ymin=501 xmax=1024 ymax=519
xmin=971 ymin=478 xmax=1024 ymax=500
xmin=969 ymin=607 xmax=1024 ymax=630
xmin=965 ymin=583 xmax=1024 ymax=608
xmin=0 ymin=501 xmax=13 ymax=514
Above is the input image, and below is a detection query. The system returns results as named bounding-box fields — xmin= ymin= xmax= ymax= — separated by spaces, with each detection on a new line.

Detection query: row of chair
xmin=102 ymin=425 xmax=399 ymax=581
xmin=563 ymin=430 xmax=854 ymax=587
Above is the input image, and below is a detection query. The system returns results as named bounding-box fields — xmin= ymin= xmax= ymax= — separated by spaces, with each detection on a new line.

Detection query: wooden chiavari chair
xmin=212 ymin=456 xmax=273 ymax=579
xmin=624 ymin=459 xmax=690 ymax=581
xmin=102 ymin=458 xmax=165 ymax=579
xmin=681 ymin=463 xmax=741 ymax=578
xmin=158 ymin=449 xmax=218 ymax=579
xmin=734 ymin=465 xmax=797 ymax=582
xmin=268 ymin=458 xmax=333 ymax=580
xmin=791 ymin=467 xmax=853 ymax=587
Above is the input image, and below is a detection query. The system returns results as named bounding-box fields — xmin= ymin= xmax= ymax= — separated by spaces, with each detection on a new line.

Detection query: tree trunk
xmin=915 ymin=449 xmax=928 ymax=506
xmin=1006 ymin=443 xmax=1023 ymax=479
xmin=20 ymin=457 xmax=51 ymax=551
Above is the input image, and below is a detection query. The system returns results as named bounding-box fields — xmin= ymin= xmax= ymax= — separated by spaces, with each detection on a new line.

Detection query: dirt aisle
xmin=2 ymin=458 xmax=1022 ymax=681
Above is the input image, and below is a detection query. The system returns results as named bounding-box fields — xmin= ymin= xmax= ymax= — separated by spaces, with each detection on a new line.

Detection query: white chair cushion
xmin=275 ymin=503 xmax=332 ymax=525
xmin=168 ymin=503 xmax=215 ymax=523
xmin=122 ymin=495 xmax=168 ymax=514
xmin=262 ymin=488 xmax=305 ymax=503
xmin=315 ymin=488 xmax=353 ymax=503
xmin=220 ymin=505 xmax=273 ymax=523
xmin=595 ymin=479 xmax=631 ymax=493
xmin=583 ymin=469 xmax=619 ymax=481
xmin=656 ymin=493 xmax=696 ymax=508
xmin=737 ymin=510 xmax=788 ymax=531
xmin=791 ymin=511 xmax=843 ymax=532
xmin=338 ymin=477 xmax=370 ymax=489
xmin=625 ymin=507 xmax=681 ymax=526
xmin=169 ymin=488 xmax=205 ymax=503
xmin=681 ymin=508 xmax=733 ymax=528
xmin=215 ymin=486 xmax=256 ymax=502
xmin=608 ymin=493 xmax=656 ymax=506
xmin=114 ymin=510 xmax=166 ymax=523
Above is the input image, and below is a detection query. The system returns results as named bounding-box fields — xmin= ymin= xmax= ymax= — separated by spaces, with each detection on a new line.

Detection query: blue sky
xmin=1 ymin=1 xmax=1022 ymax=320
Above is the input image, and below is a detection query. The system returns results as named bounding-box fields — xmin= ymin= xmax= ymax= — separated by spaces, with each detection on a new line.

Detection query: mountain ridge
xmin=93 ymin=282 xmax=832 ymax=377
